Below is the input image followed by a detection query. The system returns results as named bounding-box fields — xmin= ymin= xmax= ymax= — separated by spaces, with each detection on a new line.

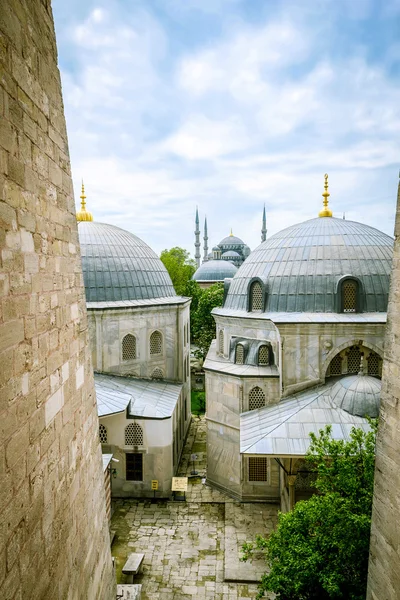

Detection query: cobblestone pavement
xmin=111 ymin=416 xmax=277 ymax=599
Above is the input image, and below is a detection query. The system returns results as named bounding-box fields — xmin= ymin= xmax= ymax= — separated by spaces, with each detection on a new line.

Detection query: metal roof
xmin=87 ymin=296 xmax=189 ymax=311
xmin=102 ymin=454 xmax=113 ymax=471
xmin=95 ymin=373 xmax=182 ymax=418
xmin=78 ymin=221 xmax=176 ymax=302
xmin=193 ymin=259 xmax=237 ymax=281
xmin=219 ymin=235 xmax=245 ymax=246
xmin=204 ymin=340 xmax=279 ymax=377
xmin=240 ymin=379 xmax=373 ymax=456
xmin=212 ymin=309 xmax=387 ymax=324
xmin=224 ymin=217 xmax=393 ymax=313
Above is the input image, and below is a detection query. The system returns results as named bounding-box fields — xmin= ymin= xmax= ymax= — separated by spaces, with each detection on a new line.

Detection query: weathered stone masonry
xmin=367 ymin=180 xmax=400 ymax=600
xmin=0 ymin=1 xmax=115 ymax=598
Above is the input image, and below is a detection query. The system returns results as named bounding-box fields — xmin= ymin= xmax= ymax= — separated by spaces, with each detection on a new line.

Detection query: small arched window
xmin=219 ymin=329 xmax=224 ymax=355
xmin=367 ymin=351 xmax=381 ymax=377
xmin=328 ymin=354 xmax=342 ymax=376
xmin=342 ymin=279 xmax=358 ymax=313
xmin=150 ymin=330 xmax=162 ymax=355
xmin=122 ymin=334 xmax=136 ymax=361
xmin=99 ymin=423 xmax=108 ymax=443
xmin=347 ymin=346 xmax=362 ymax=374
xmin=250 ymin=281 xmax=263 ymax=311
xmin=235 ymin=344 xmax=244 ymax=365
xmin=125 ymin=423 xmax=143 ymax=446
xmin=249 ymin=386 xmax=265 ymax=410
xmin=258 ymin=345 xmax=269 ymax=366
xmin=151 ymin=368 xmax=164 ymax=380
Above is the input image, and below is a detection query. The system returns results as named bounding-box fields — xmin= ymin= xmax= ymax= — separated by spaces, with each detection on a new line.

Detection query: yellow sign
xmin=151 ymin=480 xmax=158 ymax=490
xmin=171 ymin=477 xmax=188 ymax=492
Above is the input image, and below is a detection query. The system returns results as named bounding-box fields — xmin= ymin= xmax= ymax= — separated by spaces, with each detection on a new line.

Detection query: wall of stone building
xmin=0 ymin=1 xmax=115 ymax=598
xmin=367 ymin=183 xmax=400 ymax=600
xmin=214 ymin=314 xmax=280 ymax=363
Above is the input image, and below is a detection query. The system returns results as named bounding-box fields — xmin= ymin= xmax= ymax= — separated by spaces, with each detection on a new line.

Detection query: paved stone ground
xmin=111 ymin=416 xmax=278 ymax=599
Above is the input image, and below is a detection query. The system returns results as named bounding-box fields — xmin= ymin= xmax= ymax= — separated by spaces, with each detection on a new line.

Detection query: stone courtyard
xmin=111 ymin=416 xmax=278 ymax=599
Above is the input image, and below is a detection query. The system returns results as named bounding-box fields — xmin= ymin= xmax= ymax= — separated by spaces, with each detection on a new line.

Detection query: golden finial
xmin=229 ymin=228 xmax=233 ymax=236
xmin=319 ymin=173 xmax=332 ymax=218
xmin=76 ymin=180 xmax=93 ymax=222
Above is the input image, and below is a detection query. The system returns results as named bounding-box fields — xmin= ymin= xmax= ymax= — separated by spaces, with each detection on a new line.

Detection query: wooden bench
xmin=122 ymin=553 xmax=145 ymax=583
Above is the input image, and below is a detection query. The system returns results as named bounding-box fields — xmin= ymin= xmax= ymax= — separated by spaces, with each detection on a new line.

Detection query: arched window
xmin=151 ymin=368 xmax=164 ymax=380
xmin=249 ymin=386 xmax=265 ymax=410
xmin=122 ymin=334 xmax=136 ymax=361
xmin=235 ymin=344 xmax=244 ymax=365
xmin=99 ymin=423 xmax=108 ymax=443
xmin=219 ymin=329 xmax=224 ymax=355
xmin=250 ymin=281 xmax=263 ymax=311
xmin=150 ymin=330 xmax=162 ymax=355
xmin=258 ymin=345 xmax=269 ymax=366
xmin=347 ymin=346 xmax=362 ymax=374
xmin=125 ymin=423 xmax=143 ymax=446
xmin=342 ymin=279 xmax=358 ymax=313
xmin=328 ymin=354 xmax=342 ymax=376
xmin=367 ymin=351 xmax=381 ymax=377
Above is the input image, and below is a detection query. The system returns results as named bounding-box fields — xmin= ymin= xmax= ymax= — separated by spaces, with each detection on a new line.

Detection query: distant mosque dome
xmin=219 ymin=234 xmax=245 ymax=246
xmin=192 ymin=260 xmax=238 ymax=282
xmin=221 ymin=250 xmax=240 ymax=260
xmin=331 ymin=373 xmax=381 ymax=417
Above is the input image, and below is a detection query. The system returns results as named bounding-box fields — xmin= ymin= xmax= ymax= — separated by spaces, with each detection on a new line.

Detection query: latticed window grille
xmin=258 ymin=345 xmax=269 ymax=366
xmin=249 ymin=386 xmax=265 ymax=410
xmin=250 ymin=281 xmax=263 ymax=311
xmin=235 ymin=344 xmax=244 ymax=365
xmin=150 ymin=330 xmax=162 ymax=355
xmin=125 ymin=423 xmax=144 ymax=446
xmin=122 ymin=334 xmax=136 ymax=361
xmin=342 ymin=280 xmax=357 ymax=312
xmin=347 ymin=346 xmax=362 ymax=374
xmin=248 ymin=457 xmax=268 ymax=482
xmin=219 ymin=329 xmax=224 ymax=355
xmin=367 ymin=352 xmax=380 ymax=376
xmin=126 ymin=453 xmax=143 ymax=481
xmin=151 ymin=368 xmax=164 ymax=380
xmin=329 ymin=354 xmax=343 ymax=376
xmin=99 ymin=423 xmax=108 ymax=443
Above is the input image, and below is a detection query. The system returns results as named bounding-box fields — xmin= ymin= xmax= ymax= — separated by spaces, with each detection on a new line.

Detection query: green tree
xmin=242 ymin=423 xmax=377 ymax=600
xmin=191 ymin=282 xmax=224 ymax=360
xmin=160 ymin=247 xmax=196 ymax=295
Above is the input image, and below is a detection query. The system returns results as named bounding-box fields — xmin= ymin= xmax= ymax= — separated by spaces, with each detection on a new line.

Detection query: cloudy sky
xmin=53 ymin=0 xmax=400 ymax=256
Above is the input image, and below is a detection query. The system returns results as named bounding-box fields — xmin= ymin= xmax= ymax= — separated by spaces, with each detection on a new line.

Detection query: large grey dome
xmin=193 ymin=259 xmax=238 ymax=282
xmin=224 ymin=217 xmax=393 ymax=312
xmin=219 ymin=234 xmax=245 ymax=246
xmin=78 ymin=222 xmax=176 ymax=302
xmin=331 ymin=374 xmax=381 ymax=417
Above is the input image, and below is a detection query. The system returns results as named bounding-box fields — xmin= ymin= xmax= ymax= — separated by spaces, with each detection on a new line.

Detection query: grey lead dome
xmin=78 ymin=222 xmax=176 ymax=302
xmin=331 ymin=374 xmax=381 ymax=417
xmin=224 ymin=217 xmax=393 ymax=313
xmin=192 ymin=259 xmax=238 ymax=281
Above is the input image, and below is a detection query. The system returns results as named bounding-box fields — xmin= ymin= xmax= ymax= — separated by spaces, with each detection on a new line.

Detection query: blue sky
xmin=53 ymin=0 xmax=400 ymax=256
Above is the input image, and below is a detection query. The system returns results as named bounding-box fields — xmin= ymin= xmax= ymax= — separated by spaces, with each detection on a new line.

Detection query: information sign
xmin=171 ymin=477 xmax=188 ymax=492
xmin=151 ymin=480 xmax=158 ymax=490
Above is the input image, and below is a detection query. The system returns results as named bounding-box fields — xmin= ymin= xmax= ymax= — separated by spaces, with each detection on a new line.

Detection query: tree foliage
xmin=191 ymin=282 xmax=224 ymax=360
xmin=242 ymin=423 xmax=377 ymax=600
xmin=160 ymin=247 xmax=196 ymax=296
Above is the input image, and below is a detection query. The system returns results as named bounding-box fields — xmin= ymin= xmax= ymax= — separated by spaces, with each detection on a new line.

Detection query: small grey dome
xmin=212 ymin=245 xmax=220 ymax=252
xmin=219 ymin=234 xmax=245 ymax=246
xmin=224 ymin=217 xmax=393 ymax=312
xmin=78 ymin=221 xmax=176 ymax=302
xmin=192 ymin=260 xmax=238 ymax=282
xmin=222 ymin=250 xmax=240 ymax=258
xmin=331 ymin=374 xmax=381 ymax=417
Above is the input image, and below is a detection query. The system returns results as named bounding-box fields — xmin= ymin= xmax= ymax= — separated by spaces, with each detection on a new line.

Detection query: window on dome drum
xmin=126 ymin=453 xmax=143 ymax=481
xmin=99 ymin=423 xmax=107 ymax=443
xmin=235 ymin=344 xmax=244 ymax=365
xmin=250 ymin=281 xmax=263 ymax=311
xmin=122 ymin=333 xmax=136 ymax=361
xmin=151 ymin=368 xmax=164 ymax=380
xmin=249 ymin=386 xmax=266 ymax=410
xmin=248 ymin=457 xmax=268 ymax=482
xmin=150 ymin=330 xmax=162 ymax=355
xmin=329 ymin=354 xmax=342 ymax=376
xmin=258 ymin=345 xmax=269 ymax=366
xmin=342 ymin=280 xmax=358 ymax=312
xmin=347 ymin=346 xmax=362 ymax=374
xmin=367 ymin=352 xmax=382 ymax=377
xmin=125 ymin=423 xmax=143 ymax=446
xmin=219 ymin=330 xmax=224 ymax=355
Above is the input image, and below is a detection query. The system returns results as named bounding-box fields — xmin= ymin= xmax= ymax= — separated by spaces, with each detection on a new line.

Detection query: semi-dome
xmin=224 ymin=217 xmax=393 ymax=313
xmin=331 ymin=373 xmax=381 ymax=417
xmin=222 ymin=250 xmax=240 ymax=258
xmin=192 ymin=259 xmax=238 ymax=282
xmin=78 ymin=221 xmax=176 ymax=302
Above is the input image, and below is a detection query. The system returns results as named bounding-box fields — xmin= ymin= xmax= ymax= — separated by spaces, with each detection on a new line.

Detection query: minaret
xmin=261 ymin=204 xmax=267 ymax=243
xmin=194 ymin=207 xmax=201 ymax=269
xmin=203 ymin=216 xmax=209 ymax=263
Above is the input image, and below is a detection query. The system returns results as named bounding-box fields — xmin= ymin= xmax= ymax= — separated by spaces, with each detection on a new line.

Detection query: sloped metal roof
xmin=240 ymin=379 xmax=373 ymax=456
xmin=193 ymin=259 xmax=237 ymax=281
xmin=224 ymin=217 xmax=393 ymax=313
xmin=95 ymin=373 xmax=182 ymax=418
xmin=212 ymin=309 xmax=387 ymax=324
xmin=87 ymin=296 xmax=189 ymax=311
xmin=78 ymin=221 xmax=176 ymax=302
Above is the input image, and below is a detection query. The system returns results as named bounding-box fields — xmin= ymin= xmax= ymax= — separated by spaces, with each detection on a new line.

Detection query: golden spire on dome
xmin=319 ymin=173 xmax=332 ymax=218
xmin=76 ymin=180 xmax=93 ymax=222
xmin=229 ymin=228 xmax=233 ymax=236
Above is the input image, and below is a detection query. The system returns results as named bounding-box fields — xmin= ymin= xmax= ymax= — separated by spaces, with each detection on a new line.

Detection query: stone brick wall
xmin=367 ymin=178 xmax=400 ymax=600
xmin=0 ymin=1 xmax=115 ymax=598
